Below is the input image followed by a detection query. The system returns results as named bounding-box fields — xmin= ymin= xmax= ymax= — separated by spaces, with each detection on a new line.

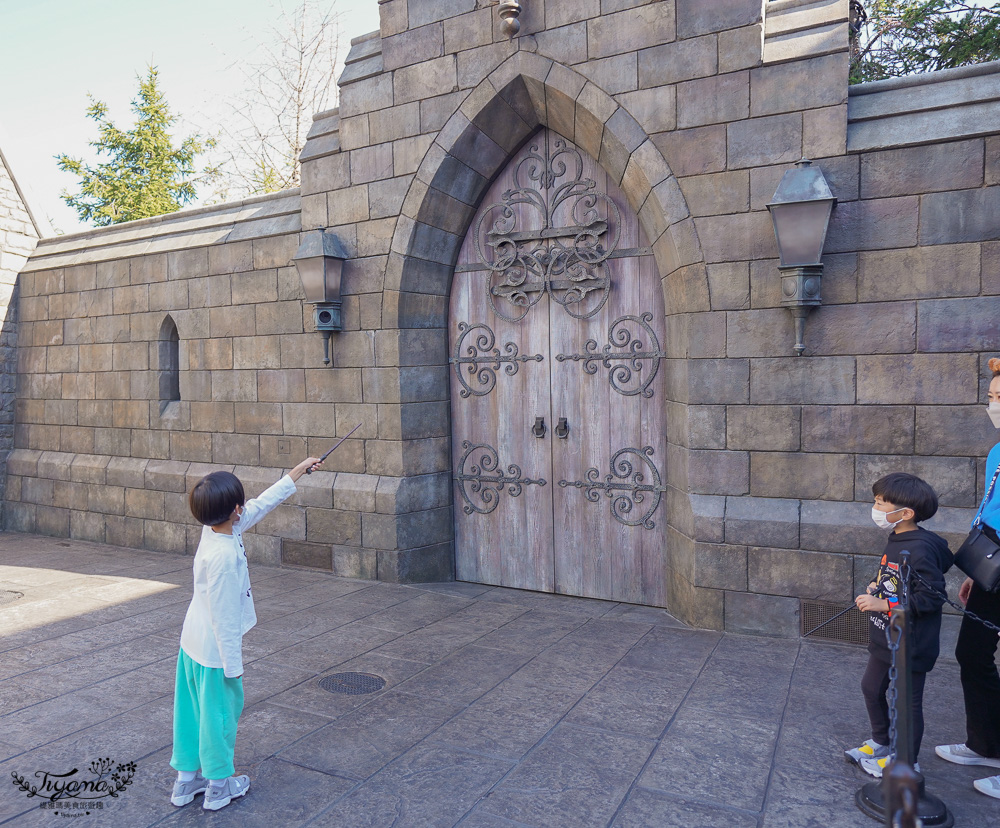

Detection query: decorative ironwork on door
xmin=556 ymin=312 xmax=667 ymax=398
xmin=450 ymin=322 xmax=543 ymax=398
xmin=475 ymin=132 xmax=621 ymax=322
xmin=558 ymin=446 xmax=667 ymax=529
xmin=456 ymin=441 xmax=547 ymax=515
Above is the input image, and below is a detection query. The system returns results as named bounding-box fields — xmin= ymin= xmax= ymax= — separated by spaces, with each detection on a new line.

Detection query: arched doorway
xmin=449 ymin=128 xmax=669 ymax=607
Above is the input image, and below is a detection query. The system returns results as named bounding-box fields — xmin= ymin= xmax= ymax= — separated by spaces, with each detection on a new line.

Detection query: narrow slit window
xmin=158 ymin=315 xmax=180 ymax=413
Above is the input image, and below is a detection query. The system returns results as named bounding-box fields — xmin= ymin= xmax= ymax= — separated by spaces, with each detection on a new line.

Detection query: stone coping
xmin=847 ymin=58 xmax=1000 ymax=151
xmin=22 ymin=188 xmax=301 ymax=271
xmin=849 ymin=57 xmax=1000 ymax=96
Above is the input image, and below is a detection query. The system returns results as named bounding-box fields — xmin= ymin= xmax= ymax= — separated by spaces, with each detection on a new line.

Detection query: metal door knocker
xmin=532 ymin=417 xmax=546 ymax=438
xmin=555 ymin=417 xmax=569 ymax=439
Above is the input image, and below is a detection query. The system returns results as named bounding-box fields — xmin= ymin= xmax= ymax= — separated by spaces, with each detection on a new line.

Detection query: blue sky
xmin=0 ymin=0 xmax=381 ymax=235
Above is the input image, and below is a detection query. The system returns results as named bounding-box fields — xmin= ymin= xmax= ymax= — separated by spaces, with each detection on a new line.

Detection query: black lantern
xmin=766 ymin=158 xmax=837 ymax=356
xmin=293 ymin=229 xmax=346 ymax=366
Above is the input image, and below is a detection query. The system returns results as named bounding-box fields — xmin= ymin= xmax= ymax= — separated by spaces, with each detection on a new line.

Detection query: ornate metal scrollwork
xmin=556 ymin=312 xmax=666 ymax=397
xmin=457 ymin=441 xmax=546 ymax=515
xmin=475 ymin=132 xmax=621 ymax=322
xmin=450 ymin=322 xmax=543 ymax=398
xmin=558 ymin=446 xmax=666 ymax=529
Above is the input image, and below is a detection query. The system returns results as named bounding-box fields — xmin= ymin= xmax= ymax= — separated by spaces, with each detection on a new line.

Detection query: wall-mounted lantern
xmin=293 ymin=228 xmax=347 ymax=366
xmin=766 ymin=158 xmax=837 ymax=356
xmin=498 ymin=1 xmax=523 ymax=37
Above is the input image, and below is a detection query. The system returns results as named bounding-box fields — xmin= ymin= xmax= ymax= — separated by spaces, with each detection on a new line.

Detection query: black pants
xmin=862 ymin=656 xmax=927 ymax=760
xmin=956 ymin=582 xmax=1000 ymax=758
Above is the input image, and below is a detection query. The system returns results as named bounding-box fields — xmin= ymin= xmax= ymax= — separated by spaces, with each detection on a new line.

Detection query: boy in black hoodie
xmin=844 ymin=472 xmax=953 ymax=778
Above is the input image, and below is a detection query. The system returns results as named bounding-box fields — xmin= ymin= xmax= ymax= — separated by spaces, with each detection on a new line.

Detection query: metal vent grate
xmin=801 ymin=599 xmax=869 ymax=645
xmin=0 ymin=590 xmax=24 ymax=607
xmin=318 ymin=672 xmax=386 ymax=695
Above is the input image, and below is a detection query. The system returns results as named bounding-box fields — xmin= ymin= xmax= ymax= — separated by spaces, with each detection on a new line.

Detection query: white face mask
xmin=872 ymin=505 xmax=904 ymax=530
xmin=988 ymin=401 xmax=1000 ymax=429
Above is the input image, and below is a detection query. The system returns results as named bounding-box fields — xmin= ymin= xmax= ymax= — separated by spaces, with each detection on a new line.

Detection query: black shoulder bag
xmin=955 ymin=462 xmax=1000 ymax=592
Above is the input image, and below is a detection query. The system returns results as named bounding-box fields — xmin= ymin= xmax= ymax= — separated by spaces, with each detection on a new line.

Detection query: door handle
xmin=532 ymin=417 xmax=546 ymax=438
xmin=555 ymin=417 xmax=569 ymax=439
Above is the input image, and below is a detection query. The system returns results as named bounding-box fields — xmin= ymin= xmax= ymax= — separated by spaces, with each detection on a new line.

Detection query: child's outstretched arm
xmin=288 ymin=456 xmax=324 ymax=482
xmin=237 ymin=457 xmax=323 ymax=531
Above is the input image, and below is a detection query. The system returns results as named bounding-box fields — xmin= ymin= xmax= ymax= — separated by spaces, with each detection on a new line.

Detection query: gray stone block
xmin=800 ymin=499 xmax=884 ymax=556
xmin=677 ymin=0 xmax=760 ymax=38
xmin=695 ymin=211 xmax=776 ymax=264
xmin=856 ymin=454 xmax=977 ymax=508
xmin=859 ymin=243 xmax=980 ymax=302
xmin=693 ymin=541 xmax=748 ymax=590
xmin=617 ymin=87 xmax=677 ymax=135
xmin=719 ymin=24 xmax=764 ymax=74
xmin=750 ymin=357 xmax=855 ymax=405
xmin=382 ymin=22 xmax=444 ymax=71
xmin=653 ymin=125 xmax=727 ymax=178
xmin=666 ymin=358 xmax=749 ymax=405
xmin=751 ymin=53 xmax=847 ymax=118
xmin=861 ymin=139 xmax=984 ymax=198
xmin=679 ymin=171 xmax=749 ymax=217
xmin=750 ymin=451 xmax=854 ymax=501
xmin=803 ymin=405 xmax=914 ymax=454
xmin=725 ymin=495 xmax=800 ymax=549
xmin=687 ymin=448 xmax=749 ymax=496
xmin=915 ymin=406 xmax=998 ymax=457
xmin=748 ymin=546 xmax=853 ymax=602
xmin=804 ymin=301 xmax=915 ymax=357
xmin=727 ymin=113 xmax=802 ymax=170
xmin=727 ymin=406 xmax=800 ymax=452
xmin=588 ymin=3 xmax=676 ymax=60
xmin=281 ymin=540 xmax=332 ymax=570
xmin=856 ymin=353 xmax=977 ymax=405
xmin=918 ymin=298 xmax=1000 ymax=353
xmin=639 ymin=34 xmax=718 ymax=88
xmin=707 ymin=262 xmax=750 ymax=310
xmin=919 ymin=186 xmax=1000 ymax=245
xmin=378 ymin=542 xmax=454 ymax=583
xmin=724 ymin=590 xmax=799 ymax=638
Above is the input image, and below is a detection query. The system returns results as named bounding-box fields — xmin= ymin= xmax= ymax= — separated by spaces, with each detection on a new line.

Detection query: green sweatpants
xmin=169 ymin=648 xmax=244 ymax=780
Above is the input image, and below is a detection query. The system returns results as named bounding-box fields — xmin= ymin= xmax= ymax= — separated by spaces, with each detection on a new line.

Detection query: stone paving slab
xmin=0 ymin=533 xmax=995 ymax=827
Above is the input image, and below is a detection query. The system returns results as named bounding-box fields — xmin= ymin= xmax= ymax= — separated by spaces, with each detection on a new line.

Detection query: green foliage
xmin=851 ymin=1 xmax=1000 ymax=83
xmin=57 ymin=67 xmax=216 ymax=226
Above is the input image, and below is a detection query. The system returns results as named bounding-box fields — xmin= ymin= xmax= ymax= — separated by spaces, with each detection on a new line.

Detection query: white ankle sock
xmin=177 ymin=771 xmax=196 ymax=782
xmin=209 ymin=778 xmax=227 ymax=788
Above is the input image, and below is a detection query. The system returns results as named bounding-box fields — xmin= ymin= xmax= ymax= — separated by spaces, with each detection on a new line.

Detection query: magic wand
xmin=306 ymin=422 xmax=363 ymax=473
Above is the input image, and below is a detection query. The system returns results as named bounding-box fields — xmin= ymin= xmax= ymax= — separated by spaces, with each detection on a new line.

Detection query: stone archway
xmin=385 ymin=53 xmax=709 ymax=616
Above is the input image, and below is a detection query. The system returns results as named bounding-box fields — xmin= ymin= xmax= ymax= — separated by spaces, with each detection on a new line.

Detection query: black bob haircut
xmin=189 ymin=471 xmax=245 ymax=526
xmin=872 ymin=472 xmax=938 ymax=523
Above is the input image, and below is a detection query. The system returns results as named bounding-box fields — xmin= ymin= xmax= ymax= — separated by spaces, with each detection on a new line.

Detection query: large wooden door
xmin=450 ymin=129 xmax=667 ymax=607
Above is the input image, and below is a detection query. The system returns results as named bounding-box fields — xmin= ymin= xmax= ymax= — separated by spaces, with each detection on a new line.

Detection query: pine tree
xmin=57 ymin=67 xmax=216 ymax=226
xmin=851 ymin=1 xmax=1000 ymax=84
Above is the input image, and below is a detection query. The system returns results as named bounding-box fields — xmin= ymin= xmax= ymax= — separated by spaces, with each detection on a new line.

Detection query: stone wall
xmin=0 ymin=146 xmax=39 ymax=506
xmin=6 ymin=0 xmax=1000 ymax=637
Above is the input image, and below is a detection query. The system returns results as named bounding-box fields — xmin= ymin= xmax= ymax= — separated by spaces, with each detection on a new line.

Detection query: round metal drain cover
xmin=0 ymin=590 xmax=24 ymax=607
xmin=318 ymin=672 xmax=386 ymax=695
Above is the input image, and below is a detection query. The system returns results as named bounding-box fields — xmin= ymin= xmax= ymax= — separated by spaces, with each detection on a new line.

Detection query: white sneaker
xmin=860 ymin=755 xmax=921 ymax=779
xmin=845 ymin=739 xmax=890 ymax=766
xmin=935 ymin=743 xmax=1000 ymax=768
xmin=202 ymin=775 xmax=250 ymax=810
xmin=974 ymin=774 xmax=1000 ymax=799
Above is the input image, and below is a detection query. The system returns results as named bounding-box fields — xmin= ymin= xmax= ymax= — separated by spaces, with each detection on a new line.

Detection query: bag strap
xmin=973 ymin=461 xmax=1000 ymax=527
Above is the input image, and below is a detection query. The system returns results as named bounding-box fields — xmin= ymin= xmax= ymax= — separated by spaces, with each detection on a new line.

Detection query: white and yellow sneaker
xmin=860 ymin=755 xmax=921 ymax=779
xmin=845 ymin=739 xmax=890 ymax=766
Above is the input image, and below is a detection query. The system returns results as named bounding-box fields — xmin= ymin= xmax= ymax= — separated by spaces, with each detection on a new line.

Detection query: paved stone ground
xmin=0 ymin=533 xmax=995 ymax=827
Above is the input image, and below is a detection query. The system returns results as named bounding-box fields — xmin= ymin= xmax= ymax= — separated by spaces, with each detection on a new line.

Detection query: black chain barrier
xmin=908 ymin=568 xmax=1000 ymax=635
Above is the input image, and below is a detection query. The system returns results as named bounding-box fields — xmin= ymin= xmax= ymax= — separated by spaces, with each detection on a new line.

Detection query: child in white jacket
xmin=169 ymin=456 xmax=321 ymax=811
